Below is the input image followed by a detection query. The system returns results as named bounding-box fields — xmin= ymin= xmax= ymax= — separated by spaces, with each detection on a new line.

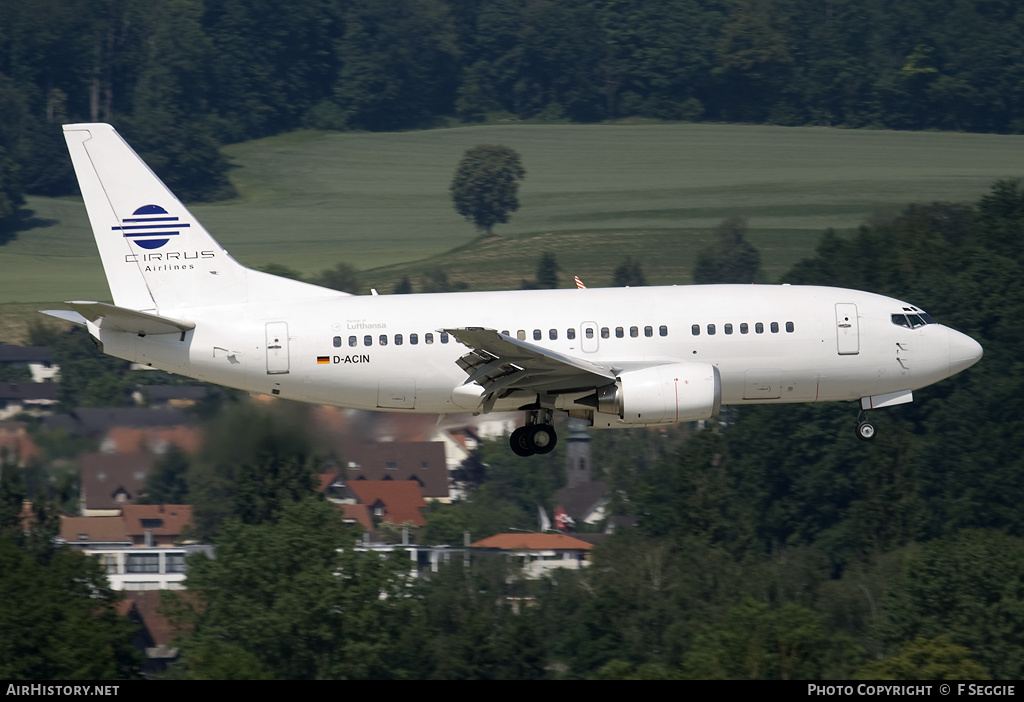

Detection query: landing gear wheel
xmin=510 ymin=427 xmax=534 ymax=457
xmin=856 ymin=420 xmax=876 ymax=442
xmin=527 ymin=424 xmax=557 ymax=454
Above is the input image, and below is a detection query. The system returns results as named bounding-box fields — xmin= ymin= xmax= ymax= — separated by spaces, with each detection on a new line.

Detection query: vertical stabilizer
xmin=63 ymin=123 xmax=251 ymax=311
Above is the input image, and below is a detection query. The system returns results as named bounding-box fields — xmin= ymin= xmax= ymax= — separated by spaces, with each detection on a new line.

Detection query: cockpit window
xmin=892 ymin=312 xmax=936 ymax=328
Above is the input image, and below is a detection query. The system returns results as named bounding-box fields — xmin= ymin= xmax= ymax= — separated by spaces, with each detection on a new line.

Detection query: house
xmin=342 ymin=480 xmax=427 ymax=527
xmin=118 ymin=591 xmax=181 ymax=677
xmin=78 ymin=452 xmax=155 ymax=515
xmin=0 ymin=342 xmax=59 ymax=383
xmin=59 ymin=516 xmax=132 ymax=549
xmin=43 ymin=407 xmax=195 ymax=439
xmin=342 ymin=442 xmax=449 ymax=500
xmin=132 ymin=384 xmax=223 ymax=409
xmin=471 ymin=532 xmax=594 ymax=578
xmin=0 ymin=382 xmax=59 ymax=419
xmin=120 ymin=504 xmax=194 ymax=546
xmin=101 ymin=424 xmax=203 ymax=455
xmin=59 ymin=507 xmax=206 ymax=592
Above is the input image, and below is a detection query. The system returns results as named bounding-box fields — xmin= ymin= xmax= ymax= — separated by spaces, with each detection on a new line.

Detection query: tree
xmin=450 ymin=144 xmax=525 ymax=237
xmin=692 ymin=216 xmax=761 ymax=284
xmin=0 ymin=469 xmax=139 ymax=679
xmin=314 ymin=262 xmax=360 ymax=294
xmin=521 ymin=252 xmax=561 ymax=289
xmin=613 ymin=257 xmax=647 ymax=287
xmin=164 ymin=497 xmax=419 ymax=679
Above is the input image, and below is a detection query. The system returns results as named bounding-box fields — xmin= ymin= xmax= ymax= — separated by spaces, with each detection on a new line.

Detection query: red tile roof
xmin=60 ymin=516 xmax=130 ymax=545
xmin=120 ymin=504 xmax=193 ymax=543
xmin=345 ymin=480 xmax=427 ymax=527
xmin=471 ymin=533 xmax=595 ymax=551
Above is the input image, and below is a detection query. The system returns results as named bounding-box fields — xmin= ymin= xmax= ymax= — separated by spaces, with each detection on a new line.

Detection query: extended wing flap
xmin=43 ymin=301 xmax=194 ymax=335
xmin=444 ymin=327 xmax=615 ymax=406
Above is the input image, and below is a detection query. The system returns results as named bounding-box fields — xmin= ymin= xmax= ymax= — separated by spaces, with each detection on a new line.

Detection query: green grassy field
xmin=2 ymin=123 xmax=1023 ymax=338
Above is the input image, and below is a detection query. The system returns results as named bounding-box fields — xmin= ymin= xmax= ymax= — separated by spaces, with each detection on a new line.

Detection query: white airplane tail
xmin=62 ymin=123 xmax=342 ymax=314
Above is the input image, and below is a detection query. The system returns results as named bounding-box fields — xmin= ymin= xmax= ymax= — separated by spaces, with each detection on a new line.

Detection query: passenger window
xmin=770 ymin=322 xmax=779 ymax=333
xmin=659 ymin=325 xmax=668 ymax=337
xmin=501 ymin=330 xmax=509 ymax=336
xmin=395 ymin=334 xmax=403 ymax=345
xmin=364 ymin=335 xmax=372 ymax=346
xmin=601 ymin=327 xmax=610 ymax=339
xmin=644 ymin=326 xmax=653 ymax=337
xmin=755 ymin=323 xmax=764 ymax=334
xmin=410 ymin=333 xmax=418 ymax=345
xmin=630 ymin=326 xmax=638 ymax=338
xmin=425 ymin=333 xmax=434 ymax=344
xmin=740 ymin=323 xmax=749 ymax=334
xmin=585 ymin=328 xmax=594 ymax=339
xmin=692 ymin=325 xmax=700 ymax=336
xmin=517 ymin=330 xmax=526 ymax=340
xmin=567 ymin=328 xmax=576 ymax=340
xmin=349 ymin=336 xmax=357 ymax=347
xmin=379 ymin=334 xmax=388 ymax=346
xmin=333 ymin=336 xmax=342 ymax=348
xmin=724 ymin=323 xmax=733 ymax=335
xmin=708 ymin=324 xmax=716 ymax=336
xmin=549 ymin=329 xmax=558 ymax=340
xmin=440 ymin=332 xmax=449 ymax=343
xmin=615 ymin=327 xmax=624 ymax=338
xmin=533 ymin=329 xmax=542 ymax=341
xmin=785 ymin=322 xmax=794 ymax=333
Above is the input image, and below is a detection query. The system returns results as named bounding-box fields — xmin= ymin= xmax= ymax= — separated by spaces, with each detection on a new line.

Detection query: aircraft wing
xmin=444 ymin=327 xmax=616 ymax=412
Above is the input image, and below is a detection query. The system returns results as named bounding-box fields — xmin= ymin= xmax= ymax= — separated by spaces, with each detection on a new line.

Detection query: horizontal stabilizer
xmin=42 ymin=301 xmax=194 ymax=336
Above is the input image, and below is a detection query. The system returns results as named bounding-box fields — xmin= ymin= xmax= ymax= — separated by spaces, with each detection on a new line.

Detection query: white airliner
xmin=47 ymin=123 xmax=983 ymax=456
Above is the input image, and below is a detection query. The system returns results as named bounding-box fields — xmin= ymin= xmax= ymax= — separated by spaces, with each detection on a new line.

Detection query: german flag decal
xmin=317 ymin=356 xmax=330 ymax=364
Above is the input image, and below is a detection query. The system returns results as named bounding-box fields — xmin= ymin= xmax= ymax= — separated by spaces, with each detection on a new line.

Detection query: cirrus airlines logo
xmin=112 ymin=204 xmax=190 ymax=250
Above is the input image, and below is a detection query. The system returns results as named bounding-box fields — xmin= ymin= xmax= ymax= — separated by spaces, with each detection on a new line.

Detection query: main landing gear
xmin=856 ymin=411 xmax=876 ymax=442
xmin=510 ymin=409 xmax=558 ymax=457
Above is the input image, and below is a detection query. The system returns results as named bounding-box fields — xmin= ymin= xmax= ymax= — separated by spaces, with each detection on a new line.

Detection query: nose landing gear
xmin=510 ymin=409 xmax=558 ymax=456
xmin=856 ymin=411 xmax=876 ymax=441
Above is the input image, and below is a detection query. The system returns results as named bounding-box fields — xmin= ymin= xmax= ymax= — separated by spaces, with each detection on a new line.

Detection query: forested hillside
xmin=2 ymin=0 xmax=1024 ymax=222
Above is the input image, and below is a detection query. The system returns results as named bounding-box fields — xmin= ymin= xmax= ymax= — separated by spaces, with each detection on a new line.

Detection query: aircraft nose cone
xmin=948 ymin=328 xmax=983 ymax=376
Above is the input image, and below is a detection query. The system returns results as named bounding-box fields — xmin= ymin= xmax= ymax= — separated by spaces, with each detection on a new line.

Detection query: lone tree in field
xmin=450 ymin=145 xmax=525 ymax=237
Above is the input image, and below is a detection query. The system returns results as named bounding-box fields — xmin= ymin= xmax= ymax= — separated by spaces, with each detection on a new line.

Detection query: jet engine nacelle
xmin=594 ymin=362 xmax=722 ymax=425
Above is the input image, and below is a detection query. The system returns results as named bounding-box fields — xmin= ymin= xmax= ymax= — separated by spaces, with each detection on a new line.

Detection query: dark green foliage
xmin=187 ymin=402 xmax=320 ymax=539
xmin=521 ymin=252 xmax=561 ymax=289
xmin=314 ymin=262 xmax=360 ymax=294
xmin=854 ymin=636 xmax=990 ymax=680
xmin=5 ymin=0 xmax=1024 ymax=209
xmin=612 ymin=257 xmax=646 ymax=287
xmin=880 ymin=531 xmax=1024 ymax=679
xmin=393 ymin=275 xmax=413 ymax=294
xmin=33 ymin=324 xmax=133 ymax=409
xmin=256 ymin=263 xmax=306 ymax=281
xmin=164 ymin=498 xmax=418 ymax=680
xmin=139 ymin=445 xmax=190 ymax=505
xmin=450 ymin=144 xmax=525 ymax=236
xmin=0 ymin=537 xmax=141 ymax=679
xmin=693 ymin=216 xmax=762 ymax=284
xmin=335 ymin=0 xmax=460 ymax=131
xmin=0 ymin=472 xmax=139 ymax=679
